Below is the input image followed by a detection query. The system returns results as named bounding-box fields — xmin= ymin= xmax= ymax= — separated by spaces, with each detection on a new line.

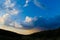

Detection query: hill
xmin=0 ymin=28 xmax=60 ymax=40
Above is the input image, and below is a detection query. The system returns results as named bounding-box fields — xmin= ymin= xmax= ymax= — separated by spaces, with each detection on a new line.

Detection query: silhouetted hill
xmin=0 ymin=28 xmax=60 ymax=40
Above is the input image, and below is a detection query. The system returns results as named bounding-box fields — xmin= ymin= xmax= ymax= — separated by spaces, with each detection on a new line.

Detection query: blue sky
xmin=15 ymin=0 xmax=60 ymax=20
xmin=0 ymin=0 xmax=60 ymax=30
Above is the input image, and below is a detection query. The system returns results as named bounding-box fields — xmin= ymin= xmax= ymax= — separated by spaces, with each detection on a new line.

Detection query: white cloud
xmin=4 ymin=0 xmax=15 ymax=8
xmin=9 ymin=21 xmax=23 ymax=28
xmin=4 ymin=0 xmax=11 ymax=8
xmin=23 ymin=4 xmax=28 ymax=7
xmin=0 ymin=25 xmax=40 ymax=35
xmin=23 ymin=0 xmax=30 ymax=7
xmin=9 ymin=3 xmax=15 ymax=8
xmin=10 ymin=8 xmax=19 ymax=15
xmin=34 ymin=0 xmax=45 ymax=9
xmin=2 ymin=14 xmax=9 ymax=18
xmin=4 ymin=0 xmax=19 ymax=15
xmin=0 ymin=0 xmax=22 ymax=28
xmin=15 ymin=22 xmax=23 ymax=28
xmin=24 ymin=16 xmax=32 ymax=23
xmin=0 ymin=17 xmax=4 ymax=24
xmin=0 ymin=14 xmax=23 ymax=28
xmin=0 ymin=9 xmax=19 ymax=25
xmin=0 ymin=13 xmax=10 ymax=24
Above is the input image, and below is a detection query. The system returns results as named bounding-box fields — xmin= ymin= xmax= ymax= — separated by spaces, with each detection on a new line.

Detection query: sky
xmin=0 ymin=0 xmax=60 ymax=31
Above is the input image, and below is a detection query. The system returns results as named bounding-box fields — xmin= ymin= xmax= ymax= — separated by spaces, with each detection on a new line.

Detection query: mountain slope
xmin=0 ymin=28 xmax=60 ymax=40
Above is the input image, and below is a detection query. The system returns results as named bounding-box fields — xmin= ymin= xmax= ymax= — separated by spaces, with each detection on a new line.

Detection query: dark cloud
xmin=46 ymin=16 xmax=60 ymax=30
xmin=21 ymin=17 xmax=48 ymax=30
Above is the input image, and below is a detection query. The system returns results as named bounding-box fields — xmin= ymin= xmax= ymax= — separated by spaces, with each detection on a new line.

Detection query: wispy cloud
xmin=34 ymin=0 xmax=46 ymax=9
xmin=23 ymin=0 xmax=30 ymax=7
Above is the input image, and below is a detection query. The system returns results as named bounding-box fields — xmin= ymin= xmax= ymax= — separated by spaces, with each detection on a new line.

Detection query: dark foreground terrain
xmin=0 ymin=28 xmax=60 ymax=40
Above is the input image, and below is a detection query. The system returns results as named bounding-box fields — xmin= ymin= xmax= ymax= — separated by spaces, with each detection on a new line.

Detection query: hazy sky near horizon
xmin=0 ymin=0 xmax=60 ymax=31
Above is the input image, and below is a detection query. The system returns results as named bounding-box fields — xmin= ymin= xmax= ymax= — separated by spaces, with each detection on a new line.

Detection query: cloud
xmin=1 ymin=15 xmax=60 ymax=31
xmin=3 ymin=16 xmax=33 ymax=29
xmin=32 ymin=16 xmax=60 ymax=30
xmin=2 ymin=16 xmax=24 ymax=29
xmin=23 ymin=0 xmax=30 ymax=7
xmin=0 ymin=14 xmax=10 ymax=24
xmin=4 ymin=0 xmax=19 ymax=15
xmin=0 ymin=17 xmax=4 ymax=24
xmin=9 ymin=8 xmax=19 ymax=15
xmin=0 ymin=10 xmax=17 ymax=24
xmin=24 ymin=16 xmax=32 ymax=23
xmin=4 ymin=0 xmax=15 ymax=8
xmin=46 ymin=16 xmax=60 ymax=30
xmin=0 ymin=0 xmax=19 ymax=25
xmin=0 ymin=25 xmax=40 ymax=35
xmin=20 ymin=16 xmax=60 ymax=30
xmin=34 ymin=0 xmax=46 ymax=9
xmin=1 ymin=0 xmax=60 ymax=31
xmin=20 ymin=16 xmax=46 ymax=29
xmin=9 ymin=21 xmax=23 ymax=28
